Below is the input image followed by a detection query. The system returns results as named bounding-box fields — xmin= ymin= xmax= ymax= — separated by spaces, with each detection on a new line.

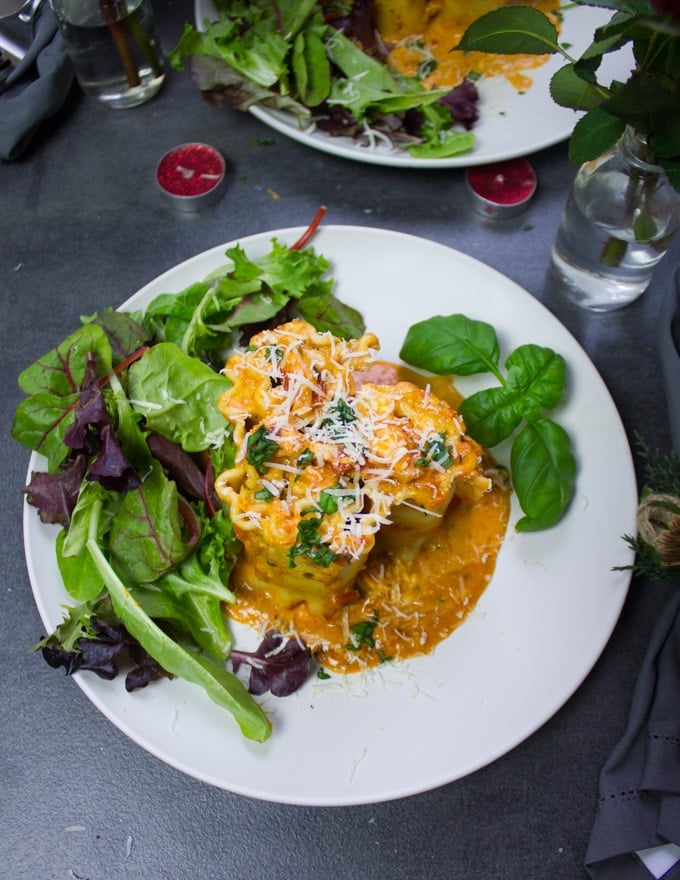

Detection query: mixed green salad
xmin=13 ymin=219 xmax=575 ymax=742
xmin=170 ymin=0 xmax=480 ymax=159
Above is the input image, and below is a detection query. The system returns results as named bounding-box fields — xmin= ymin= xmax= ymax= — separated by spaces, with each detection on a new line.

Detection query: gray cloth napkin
xmin=585 ymin=268 xmax=680 ymax=879
xmin=0 ymin=7 xmax=73 ymax=161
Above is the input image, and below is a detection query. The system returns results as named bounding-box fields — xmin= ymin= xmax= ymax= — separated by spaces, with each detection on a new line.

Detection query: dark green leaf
xmin=454 ymin=7 xmax=560 ymax=56
xmin=399 ymin=314 xmax=501 ymax=377
xmin=550 ymin=64 xmax=606 ymax=111
xmin=127 ymin=343 xmax=232 ymax=452
xmin=511 ymin=418 xmax=576 ymax=531
xmin=109 ymin=461 xmax=195 ymax=584
xmin=12 ymin=324 xmax=113 ymax=469
xmin=295 ymin=291 xmax=366 ymax=338
xmin=459 ymin=386 xmax=523 ymax=448
xmin=292 ymin=28 xmax=331 ymax=106
xmin=246 ymin=425 xmax=280 ymax=474
xmin=568 ymin=107 xmax=625 ymax=163
xmin=602 ymin=72 xmax=680 ymax=136
xmin=503 ymin=345 xmax=566 ymax=412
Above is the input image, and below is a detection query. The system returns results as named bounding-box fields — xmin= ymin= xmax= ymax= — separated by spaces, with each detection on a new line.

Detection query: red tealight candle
xmin=466 ymin=158 xmax=537 ymax=219
xmin=156 ymin=143 xmax=226 ymax=212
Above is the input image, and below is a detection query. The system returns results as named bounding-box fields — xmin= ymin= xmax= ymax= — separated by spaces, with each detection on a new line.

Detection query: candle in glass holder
xmin=156 ymin=143 xmax=227 ymax=212
xmin=466 ymin=158 xmax=537 ymax=219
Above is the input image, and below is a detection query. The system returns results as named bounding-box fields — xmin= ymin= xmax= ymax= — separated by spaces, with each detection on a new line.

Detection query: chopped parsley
xmin=318 ymin=484 xmax=353 ymax=515
xmin=265 ymin=345 xmax=283 ymax=363
xmin=254 ymin=487 xmax=275 ymax=502
xmin=418 ymin=58 xmax=437 ymax=79
xmin=289 ymin=514 xmax=338 ymax=568
xmin=317 ymin=668 xmax=331 ymax=680
xmin=296 ymin=448 xmax=314 ymax=468
xmin=323 ymin=397 xmax=356 ymax=426
xmin=345 ymin=614 xmax=379 ymax=651
xmin=246 ymin=425 xmax=280 ymax=474
xmin=415 ymin=432 xmax=454 ymax=469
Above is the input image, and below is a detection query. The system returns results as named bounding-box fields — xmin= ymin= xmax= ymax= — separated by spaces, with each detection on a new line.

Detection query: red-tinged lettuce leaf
xmin=231 ymin=630 xmax=313 ymax=697
xmin=108 ymin=460 xmax=199 ymax=584
xmin=84 ymin=310 xmax=150 ymax=367
xmin=12 ymin=324 xmax=113 ymax=471
xmin=328 ymin=0 xmax=385 ymax=59
xmin=295 ymin=292 xmax=365 ymax=339
xmin=22 ymin=454 xmax=87 ymax=526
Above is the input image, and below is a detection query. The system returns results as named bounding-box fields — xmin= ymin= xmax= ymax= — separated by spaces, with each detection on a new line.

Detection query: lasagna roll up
xmin=215 ymin=320 xmax=490 ymax=617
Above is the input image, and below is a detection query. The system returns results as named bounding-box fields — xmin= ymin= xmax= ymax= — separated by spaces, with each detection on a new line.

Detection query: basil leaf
xmin=511 ymin=418 xmax=576 ymax=532
xmin=399 ymin=314 xmax=501 ymax=376
xmin=504 ymin=344 xmax=566 ymax=413
xmin=459 ymin=386 xmax=523 ymax=448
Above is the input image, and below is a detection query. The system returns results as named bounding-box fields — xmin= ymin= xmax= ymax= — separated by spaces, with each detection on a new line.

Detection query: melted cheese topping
xmin=373 ymin=0 xmax=562 ymax=92
xmin=217 ymin=322 xmax=510 ymax=671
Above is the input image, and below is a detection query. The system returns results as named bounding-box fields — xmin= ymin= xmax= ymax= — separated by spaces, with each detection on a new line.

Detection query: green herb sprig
xmin=399 ymin=314 xmax=576 ymax=532
xmin=617 ymin=434 xmax=680 ymax=578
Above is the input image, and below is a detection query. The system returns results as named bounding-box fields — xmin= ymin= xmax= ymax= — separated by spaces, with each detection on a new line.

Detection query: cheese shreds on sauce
xmin=216 ymin=320 xmax=510 ymax=673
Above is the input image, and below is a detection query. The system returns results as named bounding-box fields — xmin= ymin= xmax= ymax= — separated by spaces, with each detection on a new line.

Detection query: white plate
xmin=193 ymin=1 xmax=633 ymax=168
xmin=24 ymin=226 xmax=636 ymax=805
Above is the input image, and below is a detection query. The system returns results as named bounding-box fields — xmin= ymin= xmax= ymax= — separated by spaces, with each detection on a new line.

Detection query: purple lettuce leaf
xmin=231 ymin=630 xmax=312 ymax=697
xmin=63 ymin=353 xmax=109 ymax=456
xmin=61 ymin=351 xmax=140 ymax=493
xmin=440 ymin=78 xmax=480 ymax=130
xmin=42 ymin=620 xmax=171 ymax=692
xmin=146 ymin=431 xmax=219 ymax=508
xmin=22 ymin=454 xmax=87 ymax=526
xmin=87 ymin=423 xmax=141 ymax=492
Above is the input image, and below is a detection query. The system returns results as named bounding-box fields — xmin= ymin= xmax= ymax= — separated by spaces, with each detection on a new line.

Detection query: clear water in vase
xmin=551 ymin=127 xmax=679 ymax=312
xmin=551 ymin=192 xmax=671 ymax=311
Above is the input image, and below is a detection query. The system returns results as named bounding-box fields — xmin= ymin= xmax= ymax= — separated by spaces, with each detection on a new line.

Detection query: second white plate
xmin=193 ymin=2 xmax=633 ymax=167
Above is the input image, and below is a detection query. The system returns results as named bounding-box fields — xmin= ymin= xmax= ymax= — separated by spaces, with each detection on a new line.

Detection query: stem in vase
xmin=98 ymin=0 xmax=141 ymax=89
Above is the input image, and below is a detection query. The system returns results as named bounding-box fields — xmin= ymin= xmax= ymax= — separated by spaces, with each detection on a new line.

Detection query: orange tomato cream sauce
xmin=374 ymin=0 xmax=562 ymax=92
xmin=225 ymin=358 xmax=511 ymax=676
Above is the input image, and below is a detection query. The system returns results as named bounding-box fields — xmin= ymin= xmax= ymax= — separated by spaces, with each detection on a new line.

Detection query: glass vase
xmin=551 ymin=126 xmax=680 ymax=312
xmin=50 ymin=0 xmax=166 ymax=109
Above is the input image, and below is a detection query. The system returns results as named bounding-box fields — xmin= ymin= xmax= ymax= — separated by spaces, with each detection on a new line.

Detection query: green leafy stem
xmin=399 ymin=314 xmax=576 ymax=532
xmin=455 ymin=2 xmax=680 ymax=188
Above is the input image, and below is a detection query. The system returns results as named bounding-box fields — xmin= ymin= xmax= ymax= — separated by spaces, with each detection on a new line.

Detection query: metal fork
xmin=17 ymin=0 xmax=42 ymax=22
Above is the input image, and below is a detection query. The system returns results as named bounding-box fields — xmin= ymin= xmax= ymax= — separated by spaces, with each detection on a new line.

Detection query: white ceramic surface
xmin=24 ymin=226 xmax=637 ymax=805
